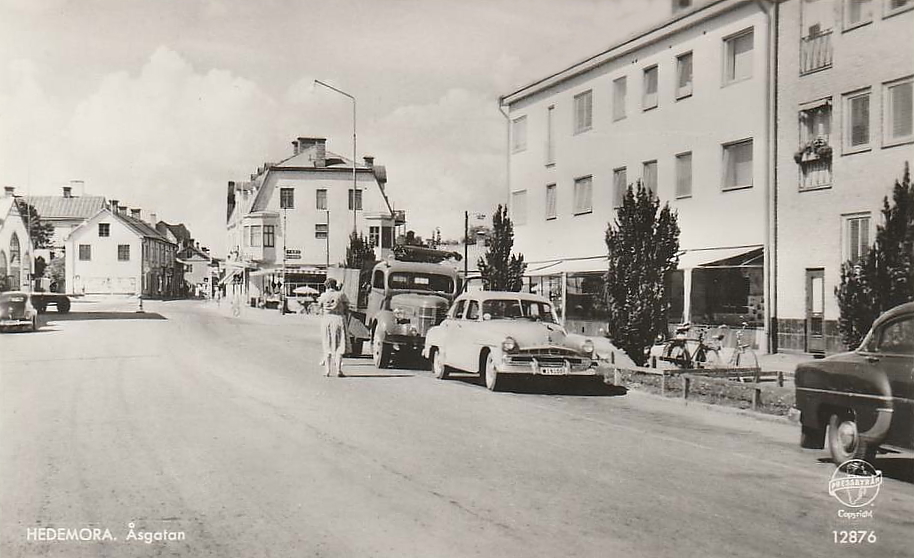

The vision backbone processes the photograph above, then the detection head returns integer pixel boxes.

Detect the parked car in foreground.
[0,291,40,333]
[795,302,914,464]
[423,291,598,391]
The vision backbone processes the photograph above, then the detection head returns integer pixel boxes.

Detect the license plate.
[540,367,567,375]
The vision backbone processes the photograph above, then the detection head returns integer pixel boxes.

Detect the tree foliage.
[15,200,54,249]
[343,232,377,271]
[477,204,526,291]
[604,182,680,366]
[836,163,914,348]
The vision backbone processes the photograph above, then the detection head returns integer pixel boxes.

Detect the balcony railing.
[800,30,833,75]
[800,157,832,191]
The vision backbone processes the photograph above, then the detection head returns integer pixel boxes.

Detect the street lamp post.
[464,211,486,290]
[314,79,357,234]
[281,207,287,314]
[326,209,331,269]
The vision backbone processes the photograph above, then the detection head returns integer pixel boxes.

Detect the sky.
[0,0,666,254]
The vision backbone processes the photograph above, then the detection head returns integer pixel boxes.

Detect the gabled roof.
[273,149,369,171]
[68,207,174,244]
[22,195,106,220]
[177,244,210,260]
[156,221,192,245]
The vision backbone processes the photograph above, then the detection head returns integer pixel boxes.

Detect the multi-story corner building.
[0,187,33,292]
[500,0,775,349]
[775,0,914,354]
[225,136,405,302]
[65,202,179,297]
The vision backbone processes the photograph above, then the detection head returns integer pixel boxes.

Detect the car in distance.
[423,291,598,391]
[795,302,914,464]
[0,291,40,333]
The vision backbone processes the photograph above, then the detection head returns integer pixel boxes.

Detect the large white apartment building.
[501,0,775,349]
[775,0,914,354]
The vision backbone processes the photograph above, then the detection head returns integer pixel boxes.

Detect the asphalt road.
[2,298,912,558]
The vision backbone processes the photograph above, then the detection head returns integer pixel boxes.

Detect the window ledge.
[842,145,872,156]
[883,137,914,150]
[573,210,593,216]
[799,64,833,77]
[722,75,753,88]
[842,19,872,33]
[721,184,753,193]
[675,194,693,200]
[613,115,627,122]
[545,162,556,168]
[884,4,914,20]
[799,183,833,193]
[545,216,557,221]
[675,92,693,101]
[573,126,592,136]
[512,147,528,154]
[642,104,658,112]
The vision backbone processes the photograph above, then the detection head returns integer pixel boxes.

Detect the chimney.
[63,186,72,198]
[195,241,200,250]
[109,199,119,212]
[296,137,326,168]
[292,140,300,156]
[3,186,14,197]
[118,205,127,214]
[70,180,85,197]
[150,213,157,225]
[363,156,374,169]
[131,208,141,218]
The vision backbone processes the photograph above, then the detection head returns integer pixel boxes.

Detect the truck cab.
[368,260,459,368]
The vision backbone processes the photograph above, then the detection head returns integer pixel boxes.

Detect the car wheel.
[827,412,875,464]
[372,331,392,369]
[57,298,71,313]
[432,348,449,380]
[484,352,501,392]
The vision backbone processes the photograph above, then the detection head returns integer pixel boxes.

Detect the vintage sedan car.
[422,291,598,391]
[796,302,914,464]
[0,291,40,333]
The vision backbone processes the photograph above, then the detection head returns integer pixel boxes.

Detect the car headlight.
[582,339,594,355]
[501,336,518,353]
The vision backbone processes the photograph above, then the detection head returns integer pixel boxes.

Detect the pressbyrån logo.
[828,459,883,508]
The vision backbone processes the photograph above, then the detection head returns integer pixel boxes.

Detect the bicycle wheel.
[697,348,721,368]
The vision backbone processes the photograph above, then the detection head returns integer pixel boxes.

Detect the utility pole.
[314,79,357,233]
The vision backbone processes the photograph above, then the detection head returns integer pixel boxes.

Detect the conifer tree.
[477,204,526,291]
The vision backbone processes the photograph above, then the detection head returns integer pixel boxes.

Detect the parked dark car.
[795,302,914,464]
[0,291,40,333]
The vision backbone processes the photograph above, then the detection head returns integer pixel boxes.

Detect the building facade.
[65,203,179,297]
[775,0,914,354]
[501,0,774,348]
[0,187,33,292]
[225,136,405,303]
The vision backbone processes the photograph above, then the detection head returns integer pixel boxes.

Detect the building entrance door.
[805,269,825,354]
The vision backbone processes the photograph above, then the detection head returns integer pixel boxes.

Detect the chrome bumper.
[498,355,598,376]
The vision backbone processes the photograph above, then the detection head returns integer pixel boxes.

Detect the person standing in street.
[317,278,349,377]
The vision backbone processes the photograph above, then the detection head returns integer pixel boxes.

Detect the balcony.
[800,30,832,75]
[799,156,832,191]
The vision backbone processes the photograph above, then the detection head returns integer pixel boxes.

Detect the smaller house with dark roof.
[24,183,106,253]
[65,202,179,297]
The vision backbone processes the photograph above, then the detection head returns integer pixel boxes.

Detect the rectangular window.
[642,161,658,194]
[512,116,528,152]
[845,0,873,27]
[511,190,528,225]
[315,224,328,239]
[799,99,834,190]
[348,189,363,211]
[117,244,130,261]
[573,176,593,215]
[98,223,110,237]
[885,0,913,17]
[844,214,871,262]
[369,226,380,247]
[885,78,913,145]
[263,225,275,248]
[724,29,754,84]
[613,77,627,120]
[676,52,693,99]
[613,167,627,208]
[844,90,871,151]
[723,139,754,190]
[280,188,294,209]
[573,90,593,133]
[79,244,91,261]
[381,226,394,249]
[315,189,327,210]
[545,106,555,165]
[675,152,693,198]
[242,226,250,248]
[643,65,658,110]
[545,184,557,220]
[250,225,262,248]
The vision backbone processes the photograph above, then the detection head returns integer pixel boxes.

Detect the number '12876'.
[833,531,876,544]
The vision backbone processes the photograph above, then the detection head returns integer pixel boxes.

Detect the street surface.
[2,297,912,557]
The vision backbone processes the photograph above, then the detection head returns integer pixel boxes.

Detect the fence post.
[752,385,761,411]
[660,372,666,397]
[614,367,621,386]
[683,375,690,401]
[777,371,784,387]
[651,355,657,369]
[611,352,616,365]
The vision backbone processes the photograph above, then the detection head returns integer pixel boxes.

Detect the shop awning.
[526,256,609,277]
[677,246,763,270]
[218,268,242,285]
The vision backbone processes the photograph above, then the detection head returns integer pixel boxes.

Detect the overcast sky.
[0,0,666,253]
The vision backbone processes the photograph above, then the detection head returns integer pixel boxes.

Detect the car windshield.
[0,294,26,303]
[388,273,454,294]
[481,299,557,323]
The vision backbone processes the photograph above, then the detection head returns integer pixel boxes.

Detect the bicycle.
[658,323,723,369]
[727,322,759,381]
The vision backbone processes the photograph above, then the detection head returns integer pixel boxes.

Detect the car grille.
[508,353,586,366]
[413,306,447,336]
